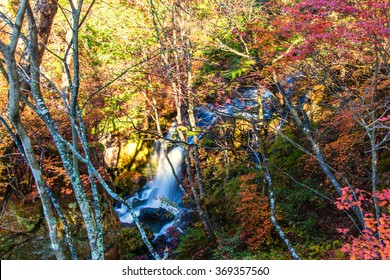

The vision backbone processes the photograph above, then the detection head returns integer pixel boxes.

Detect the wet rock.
[139,207,174,223]
[138,207,176,236]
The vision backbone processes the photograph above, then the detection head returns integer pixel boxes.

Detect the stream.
[114,80,302,240]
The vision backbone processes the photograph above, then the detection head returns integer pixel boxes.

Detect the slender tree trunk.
[184,147,215,242]
[25,3,103,259]
[273,73,366,229]
[369,53,381,233]
[1,1,65,260]
[69,0,104,258]
[45,185,78,259]
[257,130,300,260]
[59,139,162,259]
[76,107,104,257]
[148,0,215,241]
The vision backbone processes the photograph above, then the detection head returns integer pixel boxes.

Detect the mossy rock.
[115,170,147,194]
[0,196,43,234]
[117,141,150,171]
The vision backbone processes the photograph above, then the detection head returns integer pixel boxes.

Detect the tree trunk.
[25,3,103,259]
[273,73,366,229]
[1,1,65,260]
[257,131,300,260]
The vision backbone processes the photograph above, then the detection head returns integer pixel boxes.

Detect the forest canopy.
[0,0,389,260]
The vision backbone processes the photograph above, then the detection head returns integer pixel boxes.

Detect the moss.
[117,226,154,259]
[0,195,57,259]
[0,197,43,234]
[114,170,147,195]
[117,140,150,171]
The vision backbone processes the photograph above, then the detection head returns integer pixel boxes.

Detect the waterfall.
[115,80,303,238]
[114,134,184,237]
[146,146,184,207]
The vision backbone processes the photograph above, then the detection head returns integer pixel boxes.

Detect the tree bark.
[25,2,103,259]
[257,130,301,260]
[1,0,65,260]
[273,72,366,229]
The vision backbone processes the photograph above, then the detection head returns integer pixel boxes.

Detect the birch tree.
[0,0,66,259]
[0,0,160,259]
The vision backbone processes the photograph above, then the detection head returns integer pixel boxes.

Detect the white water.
[115,82,304,238]
[114,139,184,235]
[146,146,184,207]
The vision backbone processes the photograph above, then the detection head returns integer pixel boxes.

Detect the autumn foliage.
[1,0,389,260]
[237,173,272,251]
[278,0,390,61]
[335,188,390,259]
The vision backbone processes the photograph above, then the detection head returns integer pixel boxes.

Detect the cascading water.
[114,89,259,235]
[146,146,184,207]
[115,78,303,239]
[114,129,184,238]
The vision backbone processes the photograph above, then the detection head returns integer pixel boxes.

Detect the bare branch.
[8,0,28,55]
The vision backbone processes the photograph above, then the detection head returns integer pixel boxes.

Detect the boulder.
[138,207,174,224]
[115,170,147,194]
